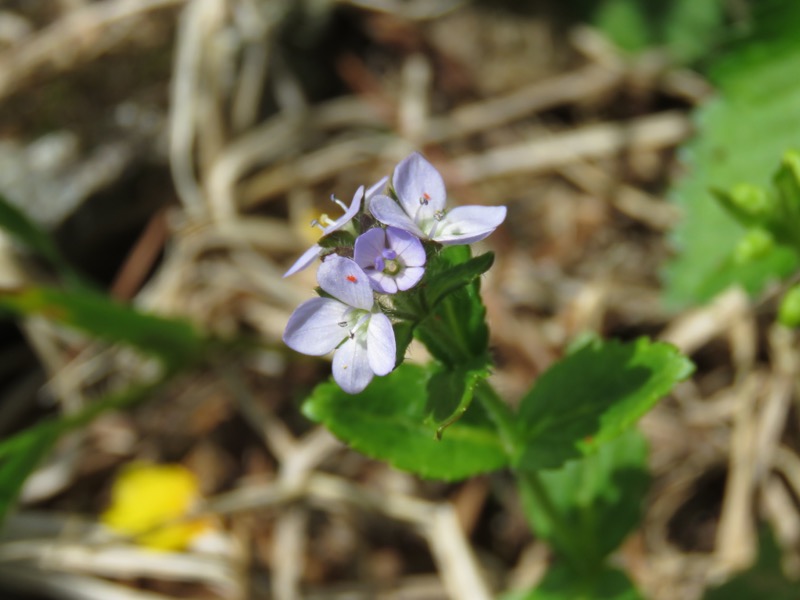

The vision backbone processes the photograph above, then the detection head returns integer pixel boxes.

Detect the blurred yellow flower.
[101,462,210,551]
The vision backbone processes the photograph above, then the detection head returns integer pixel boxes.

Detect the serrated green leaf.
[414,284,490,367]
[664,1,800,307]
[517,338,693,471]
[520,429,649,566]
[424,249,494,309]
[0,194,88,288]
[412,246,491,368]
[0,287,205,370]
[503,564,642,600]
[302,363,508,481]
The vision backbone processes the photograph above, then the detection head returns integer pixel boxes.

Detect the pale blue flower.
[283,177,388,277]
[283,256,395,394]
[369,153,506,245]
[354,226,426,294]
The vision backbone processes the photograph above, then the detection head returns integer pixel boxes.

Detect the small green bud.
[728,183,773,219]
[733,228,774,264]
[778,284,800,328]
[774,150,800,217]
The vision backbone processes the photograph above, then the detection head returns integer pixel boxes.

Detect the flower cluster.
[283,152,506,393]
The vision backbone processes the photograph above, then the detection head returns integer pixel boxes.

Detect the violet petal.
[324,185,364,234]
[332,335,373,394]
[283,297,350,355]
[367,312,396,376]
[370,195,426,238]
[393,266,425,291]
[393,153,447,221]
[283,244,323,278]
[317,256,374,310]
[434,205,507,245]
[365,175,389,199]
[385,226,426,267]
[353,227,387,272]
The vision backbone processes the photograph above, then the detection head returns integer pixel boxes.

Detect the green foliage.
[520,429,649,566]
[778,284,800,327]
[592,0,725,64]
[425,361,490,438]
[0,287,206,370]
[664,1,800,307]
[423,249,494,309]
[412,246,492,368]
[703,530,797,600]
[317,229,354,249]
[0,194,88,288]
[0,425,61,522]
[713,151,800,251]
[516,338,693,471]
[504,564,642,600]
[302,363,508,481]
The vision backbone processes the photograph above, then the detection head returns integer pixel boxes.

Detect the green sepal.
[317,230,355,249]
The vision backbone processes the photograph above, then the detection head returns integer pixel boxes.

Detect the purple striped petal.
[283,244,322,277]
[434,205,507,245]
[368,271,398,294]
[332,336,373,394]
[365,175,389,199]
[394,266,425,291]
[370,195,425,238]
[283,297,350,355]
[367,312,396,376]
[318,256,374,310]
[353,228,387,272]
[393,153,446,222]
[324,186,364,235]
[385,227,425,267]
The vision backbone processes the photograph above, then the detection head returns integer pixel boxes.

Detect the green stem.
[474,380,585,567]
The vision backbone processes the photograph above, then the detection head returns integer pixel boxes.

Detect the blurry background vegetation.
[0,0,799,598]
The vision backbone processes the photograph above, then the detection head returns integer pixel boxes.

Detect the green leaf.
[592,0,725,63]
[425,361,490,439]
[415,284,490,367]
[0,194,88,288]
[411,246,491,368]
[503,564,642,600]
[423,248,494,309]
[516,338,693,471]
[392,320,415,367]
[302,363,508,481]
[664,1,800,307]
[0,425,60,522]
[778,284,800,327]
[703,529,797,600]
[771,150,800,245]
[520,429,650,566]
[0,287,206,370]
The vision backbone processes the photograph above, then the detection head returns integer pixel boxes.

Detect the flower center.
[383,258,401,275]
